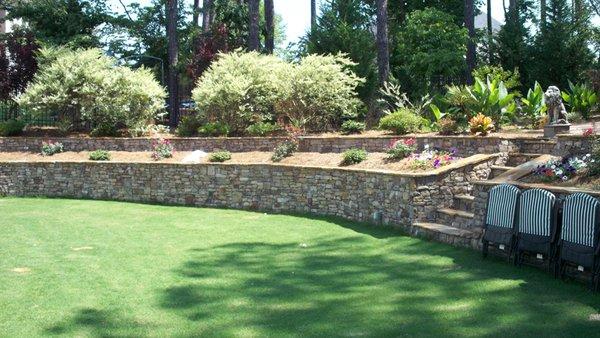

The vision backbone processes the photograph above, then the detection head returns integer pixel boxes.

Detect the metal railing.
[0,101,59,126]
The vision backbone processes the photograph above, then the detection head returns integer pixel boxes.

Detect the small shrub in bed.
[271,140,298,162]
[246,122,279,136]
[41,141,64,156]
[341,148,367,165]
[151,139,173,160]
[198,122,230,137]
[176,115,203,137]
[209,151,232,162]
[0,119,26,136]
[89,150,111,161]
[437,117,459,135]
[468,113,494,136]
[378,108,422,135]
[386,138,417,160]
[340,120,365,135]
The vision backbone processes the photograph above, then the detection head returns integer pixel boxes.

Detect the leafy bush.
[245,122,279,136]
[386,138,417,160]
[341,148,367,165]
[41,141,64,156]
[0,119,26,136]
[562,81,598,120]
[129,124,170,137]
[378,108,422,135]
[151,139,173,160]
[192,51,288,134]
[176,115,204,137]
[209,150,232,162]
[469,113,494,136]
[271,140,298,162]
[468,76,516,125]
[340,120,365,135]
[198,122,230,137]
[437,117,459,135]
[518,82,547,128]
[277,54,364,131]
[443,85,476,125]
[89,150,111,161]
[18,48,167,135]
[472,65,521,92]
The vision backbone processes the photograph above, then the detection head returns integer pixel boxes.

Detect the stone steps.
[452,194,475,213]
[506,153,545,167]
[490,165,515,179]
[411,222,481,249]
[436,207,477,231]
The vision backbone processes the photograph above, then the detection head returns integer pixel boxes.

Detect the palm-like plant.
[519,81,547,128]
[467,76,517,125]
[562,81,598,120]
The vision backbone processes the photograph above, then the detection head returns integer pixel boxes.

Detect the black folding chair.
[482,184,521,260]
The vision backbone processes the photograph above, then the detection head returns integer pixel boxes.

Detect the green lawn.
[1,198,600,337]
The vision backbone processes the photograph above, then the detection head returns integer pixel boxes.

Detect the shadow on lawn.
[159,232,600,336]
[45,307,150,337]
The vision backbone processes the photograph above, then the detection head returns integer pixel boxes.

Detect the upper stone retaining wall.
[0,135,590,156]
[0,154,497,245]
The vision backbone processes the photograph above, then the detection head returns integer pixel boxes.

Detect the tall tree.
[376,0,390,86]
[202,0,212,32]
[248,0,260,51]
[193,0,200,27]
[264,0,274,53]
[487,0,493,61]
[166,0,179,127]
[464,0,476,84]
[311,0,317,32]
[541,0,547,26]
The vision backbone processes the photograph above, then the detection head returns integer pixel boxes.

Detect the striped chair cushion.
[561,193,599,247]
[518,189,556,236]
[486,184,520,228]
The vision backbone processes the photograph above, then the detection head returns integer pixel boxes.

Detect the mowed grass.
[1,198,600,337]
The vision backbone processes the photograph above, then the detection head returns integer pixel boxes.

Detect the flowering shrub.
[151,139,173,160]
[409,145,458,170]
[41,141,64,156]
[533,155,592,182]
[386,138,417,160]
[584,128,595,137]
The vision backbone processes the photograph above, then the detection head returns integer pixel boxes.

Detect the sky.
[108,0,508,46]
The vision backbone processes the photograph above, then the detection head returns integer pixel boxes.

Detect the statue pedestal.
[544,124,571,138]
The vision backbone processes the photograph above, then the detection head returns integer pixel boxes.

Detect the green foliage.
[176,116,204,137]
[271,140,298,162]
[469,113,494,136]
[198,122,230,137]
[18,48,167,135]
[245,122,279,137]
[378,108,422,135]
[340,120,366,135]
[192,51,288,134]
[561,81,598,120]
[394,8,467,96]
[472,65,521,92]
[341,148,367,165]
[468,77,517,125]
[443,85,476,125]
[437,118,460,135]
[386,139,417,160]
[589,137,600,176]
[41,141,64,156]
[518,82,547,128]
[209,151,232,163]
[89,150,111,161]
[0,120,26,136]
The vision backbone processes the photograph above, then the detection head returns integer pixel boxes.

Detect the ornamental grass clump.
[89,150,111,161]
[341,148,367,165]
[533,155,592,182]
[151,139,173,160]
[340,120,366,135]
[41,141,64,156]
[209,151,232,162]
[386,138,417,160]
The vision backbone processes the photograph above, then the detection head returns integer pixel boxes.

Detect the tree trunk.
[248,0,260,51]
[202,0,212,33]
[264,0,274,54]
[487,0,492,62]
[376,0,390,86]
[540,0,546,26]
[465,0,476,84]
[311,0,317,32]
[193,0,200,27]
[166,0,180,128]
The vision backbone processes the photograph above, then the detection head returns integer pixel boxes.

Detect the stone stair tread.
[413,222,479,239]
[437,207,474,219]
[491,165,515,171]
[454,194,475,201]
[494,154,557,182]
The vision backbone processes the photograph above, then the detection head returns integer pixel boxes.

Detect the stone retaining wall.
[0,155,496,242]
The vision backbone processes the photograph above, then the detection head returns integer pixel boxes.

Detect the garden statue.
[543,86,570,137]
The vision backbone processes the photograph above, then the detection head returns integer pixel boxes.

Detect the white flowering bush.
[18,48,167,135]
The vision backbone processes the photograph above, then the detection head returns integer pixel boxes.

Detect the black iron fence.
[0,101,59,126]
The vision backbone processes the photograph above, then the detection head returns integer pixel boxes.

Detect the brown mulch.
[0,151,434,172]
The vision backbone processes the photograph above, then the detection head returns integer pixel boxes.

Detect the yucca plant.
[562,81,598,120]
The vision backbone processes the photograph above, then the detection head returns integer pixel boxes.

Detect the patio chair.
[556,193,600,289]
[514,189,559,271]
[482,184,521,259]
